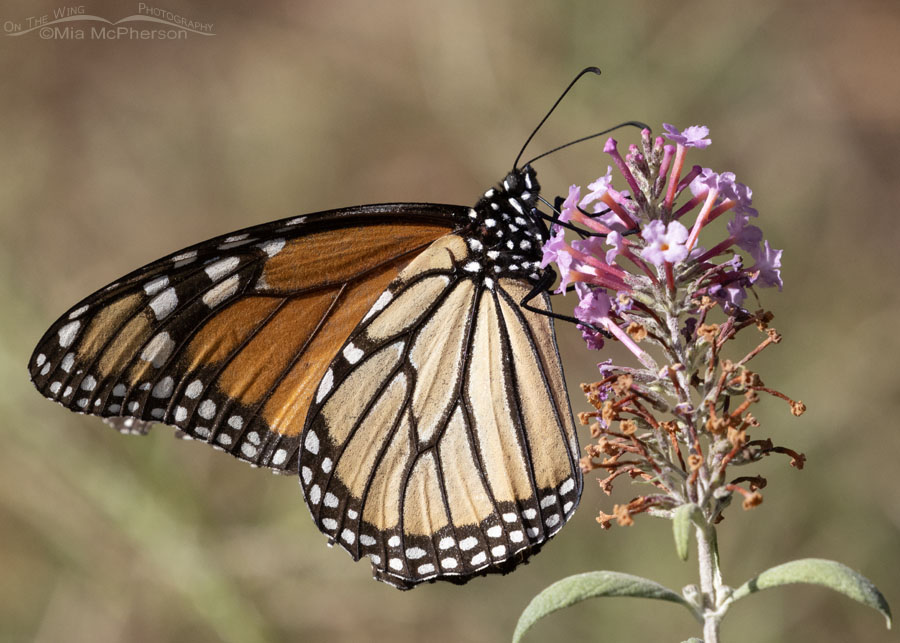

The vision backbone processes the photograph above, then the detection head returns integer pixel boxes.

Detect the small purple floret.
[559,184,581,223]
[574,283,612,326]
[663,123,711,149]
[579,167,613,210]
[554,249,576,294]
[710,281,748,310]
[640,220,690,266]
[540,225,566,269]
[571,236,607,258]
[690,168,716,196]
[750,241,783,290]
[729,181,758,217]
[579,326,606,351]
[727,214,763,252]
[605,230,627,265]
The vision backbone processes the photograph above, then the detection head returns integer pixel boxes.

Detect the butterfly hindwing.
[28,204,467,472]
[299,231,581,588]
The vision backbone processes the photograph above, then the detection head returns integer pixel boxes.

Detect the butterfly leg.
[533,199,605,238]
[518,269,611,338]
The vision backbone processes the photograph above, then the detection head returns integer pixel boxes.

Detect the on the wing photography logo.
[4,4,215,40]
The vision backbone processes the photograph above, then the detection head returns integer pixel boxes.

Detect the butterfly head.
[502,165,540,207]
[473,165,541,219]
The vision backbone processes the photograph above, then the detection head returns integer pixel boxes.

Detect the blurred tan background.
[2,1,898,641]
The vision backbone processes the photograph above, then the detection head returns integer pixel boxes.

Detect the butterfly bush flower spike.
[526,123,895,643]
[540,123,797,526]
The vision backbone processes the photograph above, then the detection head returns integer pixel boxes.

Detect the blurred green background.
[2,1,898,641]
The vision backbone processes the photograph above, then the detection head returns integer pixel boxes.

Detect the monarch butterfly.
[28,68,633,589]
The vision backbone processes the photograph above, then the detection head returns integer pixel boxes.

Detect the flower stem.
[696,524,724,642]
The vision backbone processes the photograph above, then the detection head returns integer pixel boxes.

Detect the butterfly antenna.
[523,120,650,167]
[512,66,603,170]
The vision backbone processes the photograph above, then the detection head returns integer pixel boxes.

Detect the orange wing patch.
[103,312,154,380]
[261,223,452,291]
[215,295,334,408]
[77,293,144,371]
[261,256,408,437]
[185,297,283,368]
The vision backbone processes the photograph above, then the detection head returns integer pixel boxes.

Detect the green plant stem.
[696,524,724,642]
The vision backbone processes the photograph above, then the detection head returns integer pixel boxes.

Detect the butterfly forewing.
[29,204,466,472]
[299,173,582,589]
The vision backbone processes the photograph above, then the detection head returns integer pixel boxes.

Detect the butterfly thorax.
[463,165,545,284]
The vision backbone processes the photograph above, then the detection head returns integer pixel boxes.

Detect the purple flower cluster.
[536,124,817,635]
[541,124,783,362]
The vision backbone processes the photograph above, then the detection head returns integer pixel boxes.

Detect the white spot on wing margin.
[362,290,392,322]
[204,257,240,281]
[315,369,333,404]
[259,238,285,257]
[202,275,240,308]
[149,288,178,320]
[342,343,364,364]
[58,321,80,348]
[304,430,319,454]
[140,332,174,368]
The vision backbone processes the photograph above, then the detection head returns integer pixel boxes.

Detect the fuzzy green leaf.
[731,558,891,628]
[513,571,699,642]
[673,503,702,561]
